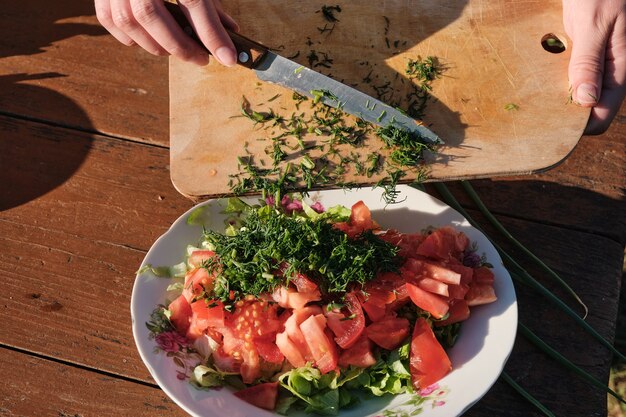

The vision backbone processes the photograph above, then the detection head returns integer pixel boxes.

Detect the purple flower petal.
[310,201,325,213]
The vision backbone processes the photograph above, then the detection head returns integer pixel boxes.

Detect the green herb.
[145,306,173,334]
[405,56,442,85]
[294,66,305,75]
[201,205,399,302]
[317,5,342,22]
[504,103,520,111]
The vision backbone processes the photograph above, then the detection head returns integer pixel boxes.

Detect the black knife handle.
[163,1,268,69]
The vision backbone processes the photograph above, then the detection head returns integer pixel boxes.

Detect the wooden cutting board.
[170,0,589,199]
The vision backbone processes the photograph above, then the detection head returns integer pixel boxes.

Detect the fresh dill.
[202,207,399,302]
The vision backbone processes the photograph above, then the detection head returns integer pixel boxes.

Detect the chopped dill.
[202,206,399,302]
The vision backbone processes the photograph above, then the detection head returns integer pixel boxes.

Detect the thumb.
[568,28,607,107]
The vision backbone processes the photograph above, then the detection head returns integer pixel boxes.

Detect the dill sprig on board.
[202,207,400,302]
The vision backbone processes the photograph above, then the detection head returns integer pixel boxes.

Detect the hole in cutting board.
[541,33,566,53]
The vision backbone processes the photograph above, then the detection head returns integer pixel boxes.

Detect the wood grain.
[0,0,169,146]
[0,347,187,417]
[0,115,192,382]
[170,0,590,198]
[443,101,626,244]
[0,117,621,416]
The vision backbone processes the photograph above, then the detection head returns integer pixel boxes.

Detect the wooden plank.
[443,102,626,244]
[461,210,621,417]
[0,0,168,145]
[170,0,590,198]
[0,115,191,381]
[0,347,187,417]
[0,118,619,415]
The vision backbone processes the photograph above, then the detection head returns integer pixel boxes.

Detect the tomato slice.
[223,299,283,383]
[421,262,461,285]
[349,201,375,230]
[234,381,279,411]
[416,227,467,261]
[366,315,410,350]
[406,282,449,319]
[275,331,306,368]
[168,295,192,335]
[272,286,321,310]
[299,314,338,374]
[254,339,284,364]
[187,250,217,268]
[289,272,319,293]
[434,299,470,327]
[325,293,365,349]
[338,334,377,368]
[465,283,497,306]
[410,318,452,390]
[187,299,225,340]
[182,267,215,303]
[473,266,495,284]
[417,277,449,297]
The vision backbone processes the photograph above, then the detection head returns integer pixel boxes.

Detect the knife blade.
[164,1,441,144]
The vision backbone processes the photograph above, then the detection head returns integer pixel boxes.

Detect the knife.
[164,1,441,144]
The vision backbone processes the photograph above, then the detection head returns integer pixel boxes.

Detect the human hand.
[95,0,239,67]
[563,0,626,134]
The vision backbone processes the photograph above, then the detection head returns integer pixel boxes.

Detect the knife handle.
[163,1,268,69]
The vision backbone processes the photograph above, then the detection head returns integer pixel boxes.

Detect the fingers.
[110,0,169,56]
[584,14,626,134]
[95,0,135,45]
[178,0,237,66]
[568,22,607,107]
[95,0,240,67]
[130,0,210,66]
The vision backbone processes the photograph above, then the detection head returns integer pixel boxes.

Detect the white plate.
[131,185,517,417]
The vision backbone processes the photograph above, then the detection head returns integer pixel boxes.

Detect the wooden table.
[1,1,624,416]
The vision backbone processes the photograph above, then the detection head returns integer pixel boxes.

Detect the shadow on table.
[0,0,107,211]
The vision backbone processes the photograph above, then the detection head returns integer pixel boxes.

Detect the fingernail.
[576,83,598,105]
[215,46,237,67]
[196,52,210,66]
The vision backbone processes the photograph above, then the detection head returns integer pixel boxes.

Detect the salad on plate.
[138,192,498,416]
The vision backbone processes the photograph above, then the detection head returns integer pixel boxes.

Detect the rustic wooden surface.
[170,0,590,198]
[0,1,624,417]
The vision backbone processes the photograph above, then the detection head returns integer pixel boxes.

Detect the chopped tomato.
[465,283,497,306]
[406,282,449,319]
[416,227,467,261]
[410,318,452,390]
[434,299,470,327]
[338,335,377,368]
[276,331,306,368]
[212,347,241,373]
[182,267,214,303]
[417,277,449,297]
[272,286,321,310]
[378,229,424,259]
[187,250,217,268]
[421,262,461,285]
[299,314,339,374]
[168,295,192,336]
[349,200,376,231]
[254,339,284,364]
[223,299,282,383]
[366,315,410,350]
[358,293,387,322]
[234,381,279,411]
[446,262,474,285]
[447,283,470,300]
[325,293,365,349]
[333,201,379,237]
[186,299,224,340]
[473,266,495,284]
[289,272,318,293]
